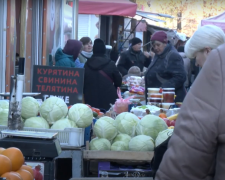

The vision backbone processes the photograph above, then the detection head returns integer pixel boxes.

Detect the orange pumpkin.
[0,154,12,176]
[159,109,167,118]
[1,172,22,180]
[2,147,24,171]
[0,147,5,154]
[20,165,34,177]
[16,169,33,180]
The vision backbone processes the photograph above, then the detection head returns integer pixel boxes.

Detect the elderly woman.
[145,31,186,102]
[79,37,93,64]
[155,25,225,180]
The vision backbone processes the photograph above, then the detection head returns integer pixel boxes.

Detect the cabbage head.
[115,112,139,137]
[112,134,131,144]
[0,100,9,109]
[68,103,93,128]
[93,116,117,140]
[136,115,167,140]
[51,118,77,130]
[0,108,9,126]
[129,135,154,151]
[111,141,129,151]
[155,129,173,147]
[90,138,111,150]
[24,117,49,129]
[21,97,39,119]
[40,97,68,124]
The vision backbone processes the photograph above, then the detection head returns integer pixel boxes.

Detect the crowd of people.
[53,24,225,179]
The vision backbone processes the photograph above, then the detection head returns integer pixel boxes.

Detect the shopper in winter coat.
[79,37,93,63]
[83,39,122,111]
[155,25,225,180]
[55,39,83,68]
[117,37,151,76]
[145,31,186,102]
[177,46,191,89]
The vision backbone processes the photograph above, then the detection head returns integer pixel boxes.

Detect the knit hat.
[63,39,83,60]
[93,39,106,55]
[128,66,141,76]
[151,31,168,43]
[131,37,142,46]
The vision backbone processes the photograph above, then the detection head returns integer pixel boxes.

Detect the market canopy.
[69,0,137,17]
[201,11,225,32]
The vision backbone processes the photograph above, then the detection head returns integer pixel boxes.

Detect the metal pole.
[72,0,79,39]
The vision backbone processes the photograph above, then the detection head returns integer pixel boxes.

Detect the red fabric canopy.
[69,0,137,17]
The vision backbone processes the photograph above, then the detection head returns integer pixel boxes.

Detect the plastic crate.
[0,125,85,148]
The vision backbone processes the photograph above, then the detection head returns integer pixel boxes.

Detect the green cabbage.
[24,117,49,129]
[93,116,117,140]
[0,100,9,109]
[136,115,168,140]
[115,112,139,137]
[155,129,173,147]
[51,118,77,130]
[111,141,129,151]
[129,135,154,151]
[40,97,68,124]
[112,134,131,144]
[90,138,111,150]
[21,97,40,119]
[0,108,9,126]
[68,103,93,128]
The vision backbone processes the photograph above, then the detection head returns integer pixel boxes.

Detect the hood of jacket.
[55,48,74,62]
[86,54,111,70]
[179,52,187,58]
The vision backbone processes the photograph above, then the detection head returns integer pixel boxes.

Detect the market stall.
[0,61,180,180]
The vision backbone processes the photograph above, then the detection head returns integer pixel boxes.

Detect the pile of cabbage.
[90,112,173,151]
[0,97,93,130]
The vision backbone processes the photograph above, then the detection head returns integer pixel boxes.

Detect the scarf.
[81,51,93,58]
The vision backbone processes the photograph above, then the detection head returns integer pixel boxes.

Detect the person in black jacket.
[83,39,122,111]
[117,37,151,76]
[145,31,186,102]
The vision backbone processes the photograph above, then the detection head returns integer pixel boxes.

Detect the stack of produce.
[0,147,34,180]
[89,112,174,151]
[0,97,96,130]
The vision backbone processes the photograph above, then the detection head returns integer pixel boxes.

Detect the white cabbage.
[21,97,40,119]
[114,112,139,137]
[0,100,9,109]
[0,108,9,126]
[68,103,93,128]
[112,134,131,144]
[136,115,168,140]
[93,116,117,140]
[129,135,155,151]
[90,138,111,150]
[40,97,68,124]
[24,117,49,129]
[51,118,77,130]
[155,129,173,147]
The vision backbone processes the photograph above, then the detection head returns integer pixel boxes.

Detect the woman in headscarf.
[155,25,225,180]
[55,39,82,68]
[83,39,122,111]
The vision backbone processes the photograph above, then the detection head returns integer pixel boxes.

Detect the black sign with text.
[32,65,84,105]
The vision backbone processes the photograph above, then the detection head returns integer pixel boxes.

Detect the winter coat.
[179,52,191,88]
[55,48,75,68]
[155,43,225,180]
[117,48,151,76]
[83,54,122,111]
[145,42,186,102]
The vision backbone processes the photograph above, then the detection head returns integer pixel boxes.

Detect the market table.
[70,178,153,180]
[82,150,154,177]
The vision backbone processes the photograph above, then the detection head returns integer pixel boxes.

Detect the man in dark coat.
[117,37,151,76]
[83,39,122,111]
[145,31,186,102]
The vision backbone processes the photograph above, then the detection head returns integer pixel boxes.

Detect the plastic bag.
[114,87,134,114]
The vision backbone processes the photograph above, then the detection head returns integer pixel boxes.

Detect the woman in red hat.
[145,31,186,102]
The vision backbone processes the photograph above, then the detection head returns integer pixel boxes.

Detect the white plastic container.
[0,126,85,148]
